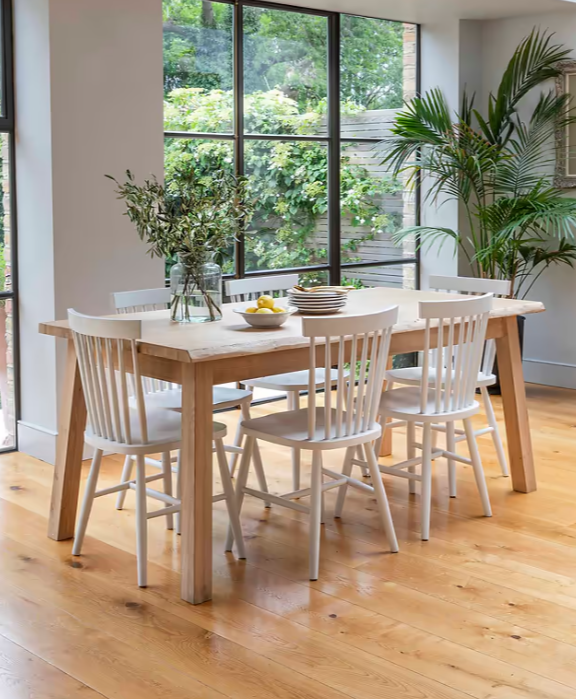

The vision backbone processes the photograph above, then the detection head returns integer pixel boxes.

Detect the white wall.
[481,11,576,388]
[15,0,165,462]
[418,20,463,286]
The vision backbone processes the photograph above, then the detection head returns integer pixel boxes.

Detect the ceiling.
[271,0,576,23]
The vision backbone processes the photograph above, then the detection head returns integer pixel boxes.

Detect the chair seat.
[241,408,381,451]
[378,386,480,422]
[85,405,182,455]
[130,386,253,413]
[86,409,227,455]
[386,366,496,388]
[213,386,253,410]
[244,368,344,392]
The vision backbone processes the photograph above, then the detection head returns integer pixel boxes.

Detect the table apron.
[136,316,508,385]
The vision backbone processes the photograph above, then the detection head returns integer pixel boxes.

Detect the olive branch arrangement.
[108,168,254,320]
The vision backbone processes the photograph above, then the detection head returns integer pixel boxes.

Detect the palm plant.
[382,29,576,298]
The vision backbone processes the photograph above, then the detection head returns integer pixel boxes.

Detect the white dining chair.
[112,286,270,512]
[384,275,510,486]
[226,274,348,491]
[226,307,400,581]
[68,309,246,587]
[346,294,494,541]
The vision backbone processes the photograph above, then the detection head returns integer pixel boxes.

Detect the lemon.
[245,307,258,313]
[257,295,275,309]
[255,307,274,314]
[272,307,286,313]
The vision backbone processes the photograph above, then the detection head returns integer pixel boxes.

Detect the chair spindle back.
[429,275,511,375]
[419,294,492,414]
[112,287,174,394]
[302,307,398,441]
[69,309,148,446]
[225,274,299,303]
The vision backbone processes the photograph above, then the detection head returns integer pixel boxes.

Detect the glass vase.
[170,259,222,323]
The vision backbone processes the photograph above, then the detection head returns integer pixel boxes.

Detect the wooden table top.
[39,287,545,364]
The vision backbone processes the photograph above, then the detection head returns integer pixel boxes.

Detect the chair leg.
[241,402,270,508]
[431,425,439,455]
[229,407,245,477]
[135,455,148,587]
[334,446,354,518]
[357,443,369,478]
[161,451,174,530]
[446,422,457,498]
[364,442,398,552]
[115,455,133,510]
[288,391,301,491]
[175,450,182,535]
[463,418,492,517]
[225,435,255,551]
[407,421,417,495]
[309,451,323,581]
[480,385,509,477]
[215,437,246,559]
[72,449,103,556]
[421,423,433,541]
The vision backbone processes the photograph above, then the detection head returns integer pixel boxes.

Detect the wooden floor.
[1,384,576,698]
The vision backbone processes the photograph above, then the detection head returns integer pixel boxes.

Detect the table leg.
[48,339,87,540]
[379,355,393,457]
[180,361,214,604]
[495,315,537,493]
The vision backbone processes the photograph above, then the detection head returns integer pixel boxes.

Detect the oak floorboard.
[0,500,567,699]
[0,512,468,699]
[0,633,104,699]
[0,384,575,698]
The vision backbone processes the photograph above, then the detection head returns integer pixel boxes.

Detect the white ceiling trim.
[270,0,576,23]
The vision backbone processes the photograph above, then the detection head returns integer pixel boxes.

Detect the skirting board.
[17,421,93,465]
[523,358,576,390]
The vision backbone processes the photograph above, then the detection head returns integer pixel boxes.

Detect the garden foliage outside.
[163,0,411,283]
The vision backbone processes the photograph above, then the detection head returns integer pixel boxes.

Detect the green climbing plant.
[165,88,402,278]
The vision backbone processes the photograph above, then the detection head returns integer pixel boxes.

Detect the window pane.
[0,134,11,293]
[164,136,236,275]
[340,143,415,265]
[0,294,15,449]
[243,6,327,136]
[244,140,328,272]
[340,17,416,117]
[163,0,234,132]
[0,131,13,449]
[341,263,416,290]
[0,5,3,119]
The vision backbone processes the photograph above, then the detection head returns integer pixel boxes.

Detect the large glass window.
[163,0,418,289]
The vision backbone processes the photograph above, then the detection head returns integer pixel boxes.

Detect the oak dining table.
[39,287,544,604]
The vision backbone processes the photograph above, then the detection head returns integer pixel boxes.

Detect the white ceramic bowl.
[233,307,296,328]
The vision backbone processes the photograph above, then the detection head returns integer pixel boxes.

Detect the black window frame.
[0,0,18,453]
[164,0,420,288]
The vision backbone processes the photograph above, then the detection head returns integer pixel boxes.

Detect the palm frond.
[479,186,576,241]
[460,89,476,128]
[392,225,460,253]
[482,29,571,146]
[380,88,453,176]
[496,91,574,195]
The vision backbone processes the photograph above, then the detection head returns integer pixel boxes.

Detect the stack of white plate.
[287,289,348,315]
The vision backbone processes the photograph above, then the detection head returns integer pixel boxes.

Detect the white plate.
[290,301,347,308]
[291,298,346,302]
[288,292,347,300]
[290,297,347,303]
[295,307,344,315]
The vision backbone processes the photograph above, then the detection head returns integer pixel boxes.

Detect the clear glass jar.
[169,258,222,323]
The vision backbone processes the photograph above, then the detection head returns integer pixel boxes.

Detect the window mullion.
[234,1,245,279]
[327,12,341,286]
